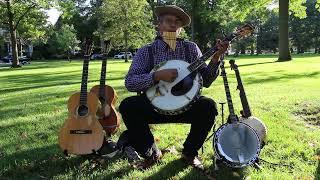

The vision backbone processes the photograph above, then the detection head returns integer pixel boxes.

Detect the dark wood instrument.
[90,40,120,135]
[220,58,239,123]
[58,39,104,155]
[229,59,267,146]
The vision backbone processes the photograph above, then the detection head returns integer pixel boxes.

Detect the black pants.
[119,95,218,157]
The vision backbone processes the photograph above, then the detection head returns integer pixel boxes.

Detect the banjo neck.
[187,34,238,73]
[220,59,238,123]
[187,24,255,73]
[229,60,252,118]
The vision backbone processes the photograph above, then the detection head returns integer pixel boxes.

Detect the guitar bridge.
[70,130,92,134]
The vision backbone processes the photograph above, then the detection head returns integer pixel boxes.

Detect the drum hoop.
[213,122,261,168]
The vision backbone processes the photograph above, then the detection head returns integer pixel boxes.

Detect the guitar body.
[90,85,120,134]
[58,92,104,155]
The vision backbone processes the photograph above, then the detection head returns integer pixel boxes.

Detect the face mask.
[162,31,178,51]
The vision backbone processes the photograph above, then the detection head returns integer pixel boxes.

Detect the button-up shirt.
[125,38,220,92]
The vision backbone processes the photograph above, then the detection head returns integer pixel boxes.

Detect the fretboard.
[220,61,236,119]
[99,59,107,99]
[231,61,252,117]
[187,34,237,73]
[79,55,90,105]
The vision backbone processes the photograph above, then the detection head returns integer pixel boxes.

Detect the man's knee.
[119,96,139,115]
[197,97,218,117]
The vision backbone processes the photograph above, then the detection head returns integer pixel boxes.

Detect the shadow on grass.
[148,158,188,179]
[0,143,135,179]
[315,149,320,179]
[246,71,320,85]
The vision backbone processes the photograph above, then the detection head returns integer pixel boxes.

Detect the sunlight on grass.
[0,55,319,179]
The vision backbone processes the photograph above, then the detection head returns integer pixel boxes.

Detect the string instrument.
[90,40,120,135]
[58,39,104,155]
[146,24,255,115]
[229,59,267,146]
[213,58,260,168]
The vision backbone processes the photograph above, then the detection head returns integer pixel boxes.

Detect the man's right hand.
[153,69,178,83]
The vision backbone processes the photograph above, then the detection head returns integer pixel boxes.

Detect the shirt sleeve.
[189,43,220,88]
[124,46,155,92]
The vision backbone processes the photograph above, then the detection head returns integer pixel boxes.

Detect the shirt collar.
[155,36,184,51]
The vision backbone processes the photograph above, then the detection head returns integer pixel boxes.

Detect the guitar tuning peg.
[221,30,227,39]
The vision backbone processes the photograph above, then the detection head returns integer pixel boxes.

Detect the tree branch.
[14,2,37,30]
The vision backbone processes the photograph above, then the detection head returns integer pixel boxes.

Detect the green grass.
[0,55,319,179]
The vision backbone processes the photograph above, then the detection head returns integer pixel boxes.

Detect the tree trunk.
[250,43,254,55]
[256,20,262,55]
[6,0,20,67]
[278,0,292,61]
[124,6,129,63]
[191,0,196,42]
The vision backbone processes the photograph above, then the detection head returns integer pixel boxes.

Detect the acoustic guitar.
[90,40,120,135]
[58,39,104,155]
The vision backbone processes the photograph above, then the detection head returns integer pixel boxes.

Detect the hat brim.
[155,6,191,27]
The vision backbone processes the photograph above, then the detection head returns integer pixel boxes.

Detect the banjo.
[229,59,267,147]
[146,24,255,115]
[213,58,260,168]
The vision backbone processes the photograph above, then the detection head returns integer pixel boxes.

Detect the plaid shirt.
[125,38,220,92]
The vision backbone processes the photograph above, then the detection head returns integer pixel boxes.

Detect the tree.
[0,0,53,68]
[99,0,155,62]
[278,0,292,61]
[52,24,80,61]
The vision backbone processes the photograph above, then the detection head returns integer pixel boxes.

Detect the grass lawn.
[0,55,319,179]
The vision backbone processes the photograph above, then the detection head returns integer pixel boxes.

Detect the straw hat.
[155,5,191,27]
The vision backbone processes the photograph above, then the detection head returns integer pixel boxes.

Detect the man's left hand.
[212,39,230,62]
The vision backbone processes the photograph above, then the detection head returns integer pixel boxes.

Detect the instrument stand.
[252,158,263,170]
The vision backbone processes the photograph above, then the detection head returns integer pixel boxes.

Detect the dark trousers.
[119,95,218,157]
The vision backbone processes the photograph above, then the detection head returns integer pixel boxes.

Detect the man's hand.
[154,69,178,83]
[212,39,230,63]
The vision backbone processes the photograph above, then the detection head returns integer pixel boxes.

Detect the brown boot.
[136,148,162,170]
[182,154,204,170]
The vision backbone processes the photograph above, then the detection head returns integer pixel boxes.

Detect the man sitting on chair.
[119,5,229,170]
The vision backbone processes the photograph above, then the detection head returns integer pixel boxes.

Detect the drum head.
[214,123,260,167]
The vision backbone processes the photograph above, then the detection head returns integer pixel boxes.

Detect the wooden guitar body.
[58,92,104,155]
[90,85,120,135]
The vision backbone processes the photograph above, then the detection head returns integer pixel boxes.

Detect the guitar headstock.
[229,59,238,70]
[102,40,111,53]
[234,24,255,39]
[84,38,94,57]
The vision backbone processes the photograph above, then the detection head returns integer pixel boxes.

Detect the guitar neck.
[99,59,107,98]
[220,61,237,121]
[232,62,252,117]
[79,55,90,105]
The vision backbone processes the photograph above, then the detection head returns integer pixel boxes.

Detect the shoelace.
[124,146,141,162]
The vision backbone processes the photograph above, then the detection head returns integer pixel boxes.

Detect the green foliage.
[51,24,80,57]
[0,0,53,40]
[99,0,155,50]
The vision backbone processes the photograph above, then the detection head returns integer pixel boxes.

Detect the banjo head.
[239,116,267,145]
[146,60,202,115]
[214,122,261,168]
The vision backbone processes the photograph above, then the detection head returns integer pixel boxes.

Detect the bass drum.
[213,122,261,168]
[239,116,267,147]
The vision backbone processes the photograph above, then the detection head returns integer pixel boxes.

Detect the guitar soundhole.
[99,96,106,104]
[171,73,195,96]
[78,105,89,117]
